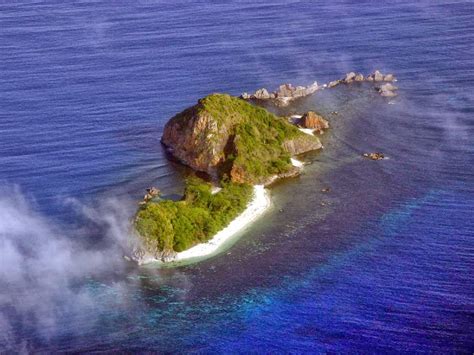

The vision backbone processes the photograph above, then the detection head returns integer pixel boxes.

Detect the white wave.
[291,158,304,168]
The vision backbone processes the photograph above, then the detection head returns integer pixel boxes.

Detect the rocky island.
[132,71,397,264]
[132,93,322,263]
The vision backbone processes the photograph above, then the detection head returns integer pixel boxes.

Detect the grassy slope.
[199,94,303,182]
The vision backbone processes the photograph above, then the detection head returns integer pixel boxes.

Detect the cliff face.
[162,105,231,173]
[162,94,321,184]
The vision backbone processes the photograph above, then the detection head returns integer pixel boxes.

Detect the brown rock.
[298,111,329,133]
[363,152,385,160]
[383,74,396,82]
[354,73,365,81]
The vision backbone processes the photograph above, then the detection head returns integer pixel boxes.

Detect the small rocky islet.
[132,70,394,263]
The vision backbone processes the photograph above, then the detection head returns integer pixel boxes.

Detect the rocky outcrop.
[242,70,398,106]
[363,152,385,160]
[328,80,341,88]
[327,70,397,88]
[131,243,177,265]
[377,83,398,97]
[162,94,322,185]
[162,104,230,174]
[241,81,320,107]
[139,187,161,205]
[298,111,329,134]
[283,134,322,155]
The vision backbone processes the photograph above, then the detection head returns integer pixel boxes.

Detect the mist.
[0,185,138,350]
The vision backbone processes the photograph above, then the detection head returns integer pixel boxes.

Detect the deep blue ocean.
[1,1,473,352]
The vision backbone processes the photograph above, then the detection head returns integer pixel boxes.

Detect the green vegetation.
[134,177,253,253]
[198,94,304,182]
[139,94,321,255]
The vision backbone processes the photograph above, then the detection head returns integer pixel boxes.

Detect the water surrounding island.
[1,1,473,352]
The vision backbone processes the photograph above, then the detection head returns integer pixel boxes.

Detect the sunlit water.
[1,1,473,352]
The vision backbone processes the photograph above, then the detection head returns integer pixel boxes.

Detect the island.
[131,93,322,263]
[131,70,396,264]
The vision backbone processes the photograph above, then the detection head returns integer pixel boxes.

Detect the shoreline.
[138,185,272,265]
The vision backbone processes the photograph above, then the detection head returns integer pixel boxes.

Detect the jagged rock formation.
[298,111,329,134]
[377,82,398,97]
[243,70,398,106]
[330,70,397,86]
[241,81,320,107]
[162,93,322,185]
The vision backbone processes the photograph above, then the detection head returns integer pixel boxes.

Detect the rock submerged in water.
[298,111,329,134]
[363,152,385,160]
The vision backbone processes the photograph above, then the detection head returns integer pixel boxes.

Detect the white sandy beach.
[170,185,271,262]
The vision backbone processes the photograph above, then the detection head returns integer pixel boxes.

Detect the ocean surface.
[1,1,473,352]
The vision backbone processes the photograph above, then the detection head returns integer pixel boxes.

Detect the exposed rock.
[242,70,400,104]
[377,82,398,97]
[162,93,322,185]
[321,187,331,193]
[276,84,294,97]
[342,72,365,84]
[242,81,320,107]
[374,70,384,81]
[363,152,385,160]
[298,111,329,134]
[162,103,226,173]
[379,83,398,91]
[344,72,356,83]
[147,187,160,196]
[131,244,178,264]
[283,134,322,155]
[383,73,396,82]
[354,73,365,81]
[328,80,341,88]
[254,88,270,100]
[142,187,160,203]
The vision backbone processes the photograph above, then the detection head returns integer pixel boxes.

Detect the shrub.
[134,177,253,253]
